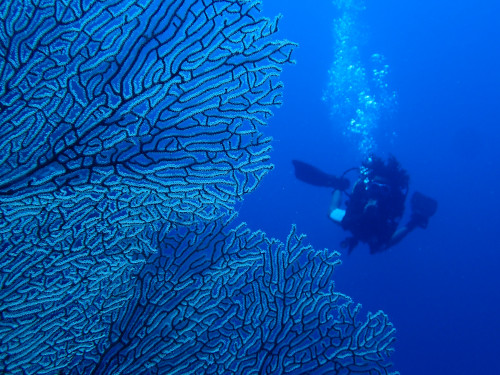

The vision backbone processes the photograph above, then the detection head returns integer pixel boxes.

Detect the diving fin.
[292,160,350,191]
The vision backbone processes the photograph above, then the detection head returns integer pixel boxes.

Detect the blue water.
[239,0,500,374]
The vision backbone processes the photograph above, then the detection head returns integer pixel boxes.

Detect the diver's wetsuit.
[341,171,408,253]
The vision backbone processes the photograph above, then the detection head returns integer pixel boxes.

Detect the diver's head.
[361,154,409,193]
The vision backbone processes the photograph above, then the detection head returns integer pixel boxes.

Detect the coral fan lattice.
[0,1,398,374]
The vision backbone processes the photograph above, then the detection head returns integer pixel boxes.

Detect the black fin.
[292,160,350,190]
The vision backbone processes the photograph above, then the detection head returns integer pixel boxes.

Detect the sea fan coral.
[0,1,398,374]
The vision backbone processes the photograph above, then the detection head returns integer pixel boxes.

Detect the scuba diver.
[292,155,437,254]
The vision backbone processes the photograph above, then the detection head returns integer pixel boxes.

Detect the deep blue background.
[238,0,500,374]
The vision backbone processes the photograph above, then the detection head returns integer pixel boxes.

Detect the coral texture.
[0,1,398,374]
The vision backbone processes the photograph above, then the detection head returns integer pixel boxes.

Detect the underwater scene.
[0,0,498,374]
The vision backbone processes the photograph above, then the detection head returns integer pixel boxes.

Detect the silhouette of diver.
[292,155,437,254]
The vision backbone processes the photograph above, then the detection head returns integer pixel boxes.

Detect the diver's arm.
[385,215,425,250]
[385,225,412,249]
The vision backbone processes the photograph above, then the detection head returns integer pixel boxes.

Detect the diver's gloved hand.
[407,212,429,230]
[409,191,437,230]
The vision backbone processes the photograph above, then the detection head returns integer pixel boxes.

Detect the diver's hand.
[407,212,429,230]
